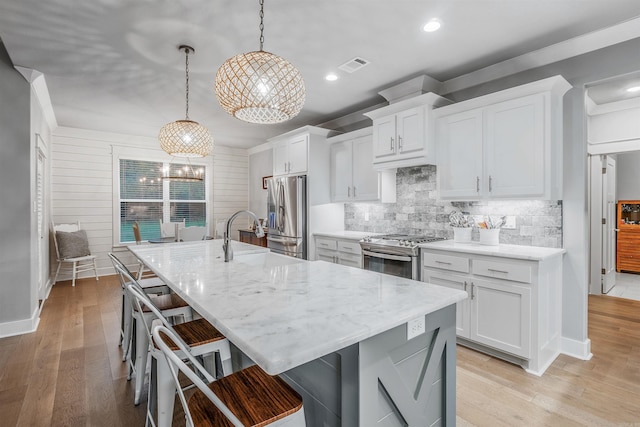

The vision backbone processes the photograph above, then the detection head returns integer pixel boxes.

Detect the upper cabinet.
[435,75,571,201]
[273,133,309,176]
[364,92,452,170]
[268,126,337,205]
[328,128,396,203]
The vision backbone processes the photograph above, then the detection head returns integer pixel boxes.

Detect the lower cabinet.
[422,247,561,375]
[315,236,362,268]
[238,229,268,247]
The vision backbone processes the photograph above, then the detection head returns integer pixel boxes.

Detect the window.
[118,159,207,243]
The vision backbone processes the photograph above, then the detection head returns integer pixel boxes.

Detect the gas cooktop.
[360,234,446,256]
[361,234,445,245]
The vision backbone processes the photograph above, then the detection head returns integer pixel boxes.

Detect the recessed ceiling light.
[423,19,441,33]
[627,86,640,93]
[325,73,338,81]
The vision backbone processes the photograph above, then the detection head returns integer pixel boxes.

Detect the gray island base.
[239,305,456,426]
[128,240,464,427]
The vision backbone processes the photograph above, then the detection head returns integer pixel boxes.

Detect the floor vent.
[338,57,370,73]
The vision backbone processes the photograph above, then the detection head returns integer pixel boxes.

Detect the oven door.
[362,249,418,280]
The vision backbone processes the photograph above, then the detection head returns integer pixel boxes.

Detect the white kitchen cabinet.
[421,243,563,375]
[435,75,571,201]
[364,92,452,170]
[328,128,396,203]
[436,109,483,199]
[422,269,470,337]
[314,235,363,268]
[273,133,308,176]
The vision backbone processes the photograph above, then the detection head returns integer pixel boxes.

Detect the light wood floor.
[1,275,639,426]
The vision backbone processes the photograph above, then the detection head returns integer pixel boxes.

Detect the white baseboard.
[561,336,592,360]
[0,307,40,338]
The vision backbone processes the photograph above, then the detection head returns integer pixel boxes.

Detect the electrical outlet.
[407,316,425,340]
[503,215,516,229]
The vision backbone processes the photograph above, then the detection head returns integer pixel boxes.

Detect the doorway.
[587,70,640,299]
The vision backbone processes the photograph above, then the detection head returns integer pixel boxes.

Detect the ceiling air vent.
[338,57,370,73]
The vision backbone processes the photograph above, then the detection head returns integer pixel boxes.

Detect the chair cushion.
[57,230,91,258]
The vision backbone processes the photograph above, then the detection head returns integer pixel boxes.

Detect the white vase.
[453,227,472,243]
[479,228,500,245]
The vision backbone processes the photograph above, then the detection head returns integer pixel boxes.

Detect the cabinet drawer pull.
[488,268,509,274]
[319,243,329,247]
[435,260,452,265]
[343,245,353,250]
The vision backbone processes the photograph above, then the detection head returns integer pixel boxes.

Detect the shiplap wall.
[51,127,248,280]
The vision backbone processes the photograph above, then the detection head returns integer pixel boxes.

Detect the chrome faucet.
[223,210,265,262]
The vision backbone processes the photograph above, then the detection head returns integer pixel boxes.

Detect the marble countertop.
[419,240,565,261]
[129,239,466,375]
[313,230,380,240]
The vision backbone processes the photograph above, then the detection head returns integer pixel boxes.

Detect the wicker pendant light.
[159,45,213,157]
[214,0,305,124]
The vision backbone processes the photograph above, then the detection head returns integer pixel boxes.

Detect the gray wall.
[0,41,32,325]
[346,165,562,248]
[617,151,640,200]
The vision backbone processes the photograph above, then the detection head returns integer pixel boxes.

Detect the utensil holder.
[453,227,472,243]
[479,228,500,245]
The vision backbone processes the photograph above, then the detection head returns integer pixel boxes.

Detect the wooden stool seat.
[189,364,304,427]
[167,318,226,349]
[137,293,190,313]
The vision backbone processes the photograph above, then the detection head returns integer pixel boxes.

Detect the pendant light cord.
[184,46,190,120]
[259,0,265,51]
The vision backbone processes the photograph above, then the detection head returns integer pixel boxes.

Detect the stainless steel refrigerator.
[266,175,307,259]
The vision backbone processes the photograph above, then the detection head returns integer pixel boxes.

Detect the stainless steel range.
[360,234,445,280]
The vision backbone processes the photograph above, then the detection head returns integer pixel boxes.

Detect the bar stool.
[152,324,306,427]
[110,256,193,406]
[124,281,232,427]
[108,253,170,361]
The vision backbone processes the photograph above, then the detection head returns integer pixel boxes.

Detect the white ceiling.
[1,0,639,148]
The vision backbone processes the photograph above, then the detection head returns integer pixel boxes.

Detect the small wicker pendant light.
[214,0,305,124]
[159,45,213,157]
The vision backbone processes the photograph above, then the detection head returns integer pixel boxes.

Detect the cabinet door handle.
[398,135,403,151]
[470,283,475,300]
[487,268,509,274]
[390,137,394,151]
[489,175,493,192]
[463,281,468,293]
[348,187,351,197]
[476,176,480,193]
[353,186,357,197]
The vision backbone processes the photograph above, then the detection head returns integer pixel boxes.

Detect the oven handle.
[362,249,412,262]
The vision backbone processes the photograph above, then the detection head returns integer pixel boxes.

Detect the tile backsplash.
[345,165,562,248]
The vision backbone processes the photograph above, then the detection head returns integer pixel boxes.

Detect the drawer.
[338,252,362,268]
[316,249,337,263]
[316,238,337,251]
[472,259,532,284]
[338,240,361,255]
[422,252,470,273]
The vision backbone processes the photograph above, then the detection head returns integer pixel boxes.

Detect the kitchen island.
[129,239,466,426]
